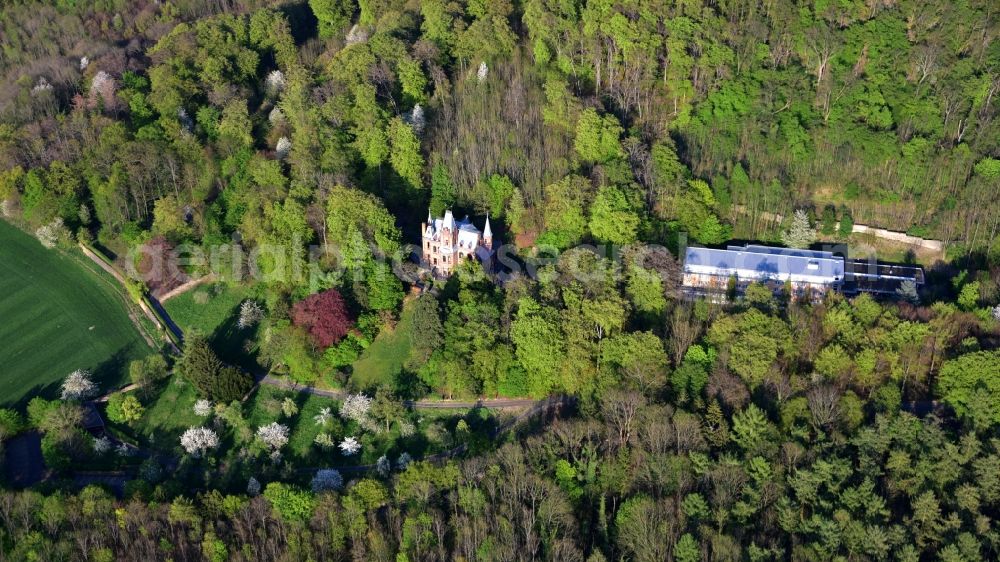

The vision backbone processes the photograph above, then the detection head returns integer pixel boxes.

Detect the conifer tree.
[782,209,816,249]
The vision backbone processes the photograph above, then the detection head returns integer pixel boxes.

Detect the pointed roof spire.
[427,209,433,224]
[483,214,492,238]
[443,209,455,231]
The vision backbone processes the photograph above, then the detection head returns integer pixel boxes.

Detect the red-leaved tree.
[291,289,352,348]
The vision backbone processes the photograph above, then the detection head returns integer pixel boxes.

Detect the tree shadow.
[210,304,261,372]
[393,369,430,401]
[8,379,63,410]
[91,346,134,391]
[279,3,319,44]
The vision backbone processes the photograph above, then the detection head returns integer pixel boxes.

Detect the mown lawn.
[350,300,416,390]
[163,282,258,368]
[129,376,204,448]
[0,220,153,406]
[243,385,441,466]
[245,385,343,463]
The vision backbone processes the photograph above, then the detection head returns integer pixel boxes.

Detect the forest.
[0,0,999,560]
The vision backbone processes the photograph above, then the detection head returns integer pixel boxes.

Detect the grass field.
[350,299,416,390]
[128,377,203,448]
[0,220,153,406]
[163,282,257,367]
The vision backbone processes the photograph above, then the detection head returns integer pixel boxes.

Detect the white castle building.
[421,209,493,277]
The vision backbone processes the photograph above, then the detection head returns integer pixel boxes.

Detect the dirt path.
[158,273,216,303]
[78,243,163,330]
[78,243,126,283]
[71,246,158,349]
[94,383,140,403]
[729,205,946,261]
[78,242,182,353]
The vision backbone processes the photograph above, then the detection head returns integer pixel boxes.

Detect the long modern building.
[682,244,923,301]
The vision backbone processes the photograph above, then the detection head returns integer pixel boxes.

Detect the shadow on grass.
[7,379,63,410]
[210,302,261,373]
[91,346,134,391]
[6,345,136,410]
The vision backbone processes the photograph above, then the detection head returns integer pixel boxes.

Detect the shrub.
[0,409,24,440]
[263,483,315,523]
[106,394,145,424]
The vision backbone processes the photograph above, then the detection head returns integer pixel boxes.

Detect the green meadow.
[0,220,152,405]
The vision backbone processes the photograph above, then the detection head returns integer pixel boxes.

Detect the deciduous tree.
[291,289,353,348]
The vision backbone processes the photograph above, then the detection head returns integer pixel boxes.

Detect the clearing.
[350,299,416,390]
[163,282,258,368]
[0,220,153,406]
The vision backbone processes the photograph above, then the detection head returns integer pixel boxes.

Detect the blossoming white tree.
[180,427,220,457]
[275,136,292,159]
[193,399,213,417]
[410,104,425,137]
[177,108,193,131]
[397,452,413,470]
[376,454,391,477]
[61,369,97,400]
[398,420,416,438]
[93,436,112,454]
[477,62,488,82]
[265,70,286,96]
[36,218,66,249]
[32,77,53,93]
[311,468,344,492]
[340,394,372,424]
[237,300,264,329]
[89,71,116,108]
[314,407,333,427]
[257,422,290,450]
[782,209,816,249]
[339,436,361,455]
[345,24,368,45]
[247,476,261,496]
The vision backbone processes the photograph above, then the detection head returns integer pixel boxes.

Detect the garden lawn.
[0,220,153,406]
[350,299,416,390]
[131,377,203,448]
[245,385,343,463]
[163,282,257,367]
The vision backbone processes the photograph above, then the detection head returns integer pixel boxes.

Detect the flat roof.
[846,259,925,284]
[684,245,845,283]
[728,244,837,260]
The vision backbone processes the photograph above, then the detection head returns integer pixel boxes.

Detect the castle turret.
[442,210,455,246]
[483,214,493,250]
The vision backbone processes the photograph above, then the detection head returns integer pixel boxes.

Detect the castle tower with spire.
[421,208,494,277]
